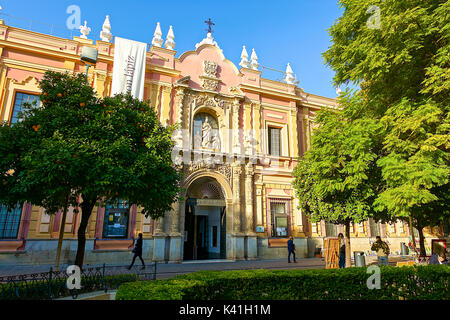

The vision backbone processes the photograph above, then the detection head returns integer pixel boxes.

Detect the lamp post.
[80,46,98,83]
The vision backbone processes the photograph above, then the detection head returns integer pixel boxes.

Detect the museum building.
[0,17,444,266]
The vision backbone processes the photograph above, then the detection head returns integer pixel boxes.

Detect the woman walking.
[128,233,145,270]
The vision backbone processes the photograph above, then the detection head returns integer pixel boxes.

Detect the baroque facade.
[0,19,446,266]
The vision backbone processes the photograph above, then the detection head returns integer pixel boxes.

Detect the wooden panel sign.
[324,237,340,269]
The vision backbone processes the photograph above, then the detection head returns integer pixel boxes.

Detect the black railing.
[0,262,157,300]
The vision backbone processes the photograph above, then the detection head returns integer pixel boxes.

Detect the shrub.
[115,265,449,300]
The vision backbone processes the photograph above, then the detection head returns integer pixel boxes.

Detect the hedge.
[115,265,449,300]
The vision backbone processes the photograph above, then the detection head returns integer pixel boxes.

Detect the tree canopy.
[0,71,181,266]
[293,0,449,257]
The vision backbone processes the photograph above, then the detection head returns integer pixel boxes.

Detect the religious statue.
[211,131,221,151]
[201,117,212,149]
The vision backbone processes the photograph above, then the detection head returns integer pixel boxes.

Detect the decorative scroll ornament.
[185,162,232,185]
[195,94,225,110]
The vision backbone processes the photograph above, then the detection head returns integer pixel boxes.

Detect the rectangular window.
[268,127,281,156]
[11,92,40,124]
[102,200,129,238]
[0,204,23,239]
[270,202,288,237]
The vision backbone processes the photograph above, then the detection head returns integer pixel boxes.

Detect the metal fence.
[0,262,157,300]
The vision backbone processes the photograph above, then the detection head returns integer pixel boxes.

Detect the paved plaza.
[0,255,415,278]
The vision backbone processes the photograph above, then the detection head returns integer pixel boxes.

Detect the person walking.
[128,233,145,270]
[338,233,346,268]
[371,236,390,266]
[288,236,297,263]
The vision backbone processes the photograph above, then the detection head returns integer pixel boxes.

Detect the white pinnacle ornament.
[164,25,176,50]
[79,21,91,39]
[239,45,249,68]
[249,48,259,70]
[284,63,295,84]
[99,15,112,42]
[152,22,163,47]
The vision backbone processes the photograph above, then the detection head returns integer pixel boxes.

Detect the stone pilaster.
[232,164,242,234]
[160,85,172,126]
[153,216,165,236]
[173,87,185,145]
[94,71,107,98]
[232,99,241,153]
[169,200,181,236]
[244,164,255,234]
[253,103,262,154]
[289,104,299,157]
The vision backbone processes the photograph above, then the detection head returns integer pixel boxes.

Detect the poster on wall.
[111,37,147,101]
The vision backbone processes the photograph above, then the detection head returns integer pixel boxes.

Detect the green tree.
[318,0,449,256]
[293,97,385,267]
[0,71,181,267]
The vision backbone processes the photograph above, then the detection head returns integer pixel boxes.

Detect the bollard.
[353,251,366,267]
[400,242,409,256]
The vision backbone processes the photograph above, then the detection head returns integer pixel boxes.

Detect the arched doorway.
[183,176,227,260]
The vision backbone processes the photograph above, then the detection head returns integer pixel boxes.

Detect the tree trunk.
[344,220,351,268]
[408,217,417,253]
[55,197,69,271]
[417,226,427,257]
[74,198,96,269]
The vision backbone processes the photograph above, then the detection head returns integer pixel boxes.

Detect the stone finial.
[195,32,221,50]
[249,48,259,70]
[152,22,163,47]
[164,25,176,50]
[99,15,112,42]
[239,45,249,68]
[284,63,295,84]
[79,21,91,39]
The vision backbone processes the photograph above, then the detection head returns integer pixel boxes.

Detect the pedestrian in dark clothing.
[128,233,145,270]
[338,233,346,268]
[371,236,390,266]
[288,236,297,263]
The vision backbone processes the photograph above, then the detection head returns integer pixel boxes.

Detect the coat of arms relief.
[200,60,220,91]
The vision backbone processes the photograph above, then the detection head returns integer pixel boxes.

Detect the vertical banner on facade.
[111,37,147,100]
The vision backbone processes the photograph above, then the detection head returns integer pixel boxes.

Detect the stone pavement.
[0,255,414,278]
[0,258,325,277]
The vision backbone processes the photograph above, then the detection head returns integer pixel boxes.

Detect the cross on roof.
[204,18,215,34]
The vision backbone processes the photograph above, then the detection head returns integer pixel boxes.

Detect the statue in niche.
[202,117,212,149]
[193,113,221,151]
[211,130,221,151]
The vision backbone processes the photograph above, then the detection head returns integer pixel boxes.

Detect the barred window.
[269,200,290,238]
[102,200,129,238]
[11,92,40,124]
[268,127,281,156]
[0,204,23,239]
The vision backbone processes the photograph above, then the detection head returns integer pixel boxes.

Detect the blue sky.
[1,0,343,98]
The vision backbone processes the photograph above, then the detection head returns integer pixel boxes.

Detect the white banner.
[111,37,147,100]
